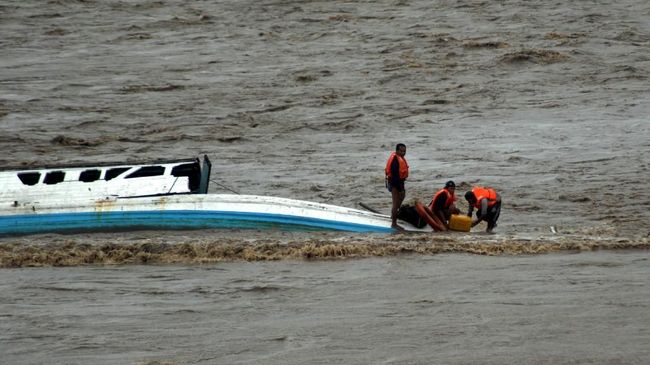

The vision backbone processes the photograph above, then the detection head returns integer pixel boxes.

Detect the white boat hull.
[0,194,409,236]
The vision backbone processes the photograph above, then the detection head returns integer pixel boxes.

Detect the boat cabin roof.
[0,157,198,172]
[0,155,212,198]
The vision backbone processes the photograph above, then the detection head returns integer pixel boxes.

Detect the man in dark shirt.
[465,187,502,232]
[428,180,460,229]
[385,143,408,230]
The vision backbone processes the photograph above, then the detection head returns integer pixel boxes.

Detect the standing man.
[464,186,502,232]
[428,180,460,229]
[385,143,409,230]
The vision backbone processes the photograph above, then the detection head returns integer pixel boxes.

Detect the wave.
[499,49,569,64]
[1,234,648,268]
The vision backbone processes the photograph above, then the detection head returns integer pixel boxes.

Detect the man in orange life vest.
[428,180,460,229]
[464,186,502,233]
[385,143,409,229]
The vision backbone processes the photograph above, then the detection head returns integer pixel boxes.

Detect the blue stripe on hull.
[0,210,393,236]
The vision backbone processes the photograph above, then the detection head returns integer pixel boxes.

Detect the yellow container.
[449,214,471,232]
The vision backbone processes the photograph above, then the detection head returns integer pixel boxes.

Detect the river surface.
[2,251,650,365]
[1,0,649,364]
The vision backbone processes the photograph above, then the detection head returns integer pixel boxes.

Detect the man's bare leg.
[391,189,405,230]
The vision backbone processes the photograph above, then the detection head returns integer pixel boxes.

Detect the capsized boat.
[0,156,415,236]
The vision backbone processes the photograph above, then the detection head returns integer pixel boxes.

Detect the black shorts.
[386,180,405,193]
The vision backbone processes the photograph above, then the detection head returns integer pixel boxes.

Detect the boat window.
[172,162,200,191]
[79,169,101,182]
[44,171,65,185]
[105,167,130,181]
[126,165,165,179]
[18,172,41,186]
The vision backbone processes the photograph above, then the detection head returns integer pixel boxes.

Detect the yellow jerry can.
[449,214,471,232]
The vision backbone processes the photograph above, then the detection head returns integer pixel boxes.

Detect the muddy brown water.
[1,0,649,364]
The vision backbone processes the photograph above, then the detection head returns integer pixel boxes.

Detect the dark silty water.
[1,0,649,364]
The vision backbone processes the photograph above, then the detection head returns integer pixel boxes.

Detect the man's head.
[445,180,456,192]
[464,191,476,204]
[395,143,406,156]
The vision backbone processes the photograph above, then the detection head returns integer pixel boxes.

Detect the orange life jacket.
[385,152,409,180]
[471,187,498,209]
[429,188,456,210]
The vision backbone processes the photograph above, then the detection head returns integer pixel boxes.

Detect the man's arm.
[471,199,488,227]
[390,157,401,190]
[479,198,488,217]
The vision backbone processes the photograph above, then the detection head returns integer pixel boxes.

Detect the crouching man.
[464,186,501,233]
